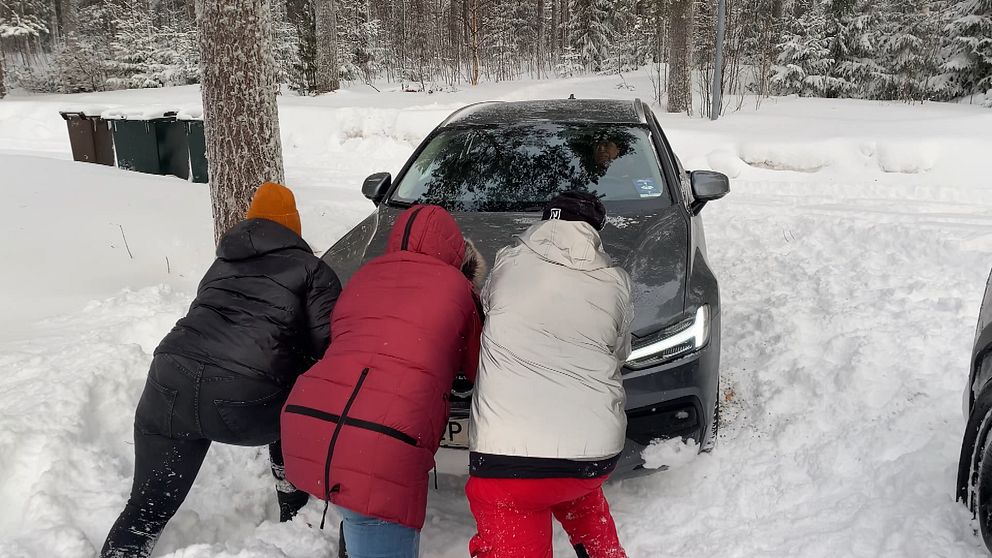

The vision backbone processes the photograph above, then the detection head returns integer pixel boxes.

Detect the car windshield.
[390,123,671,212]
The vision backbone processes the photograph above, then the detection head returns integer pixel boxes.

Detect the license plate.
[440,418,470,449]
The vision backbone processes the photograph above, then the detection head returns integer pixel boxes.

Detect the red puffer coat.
[281,205,483,530]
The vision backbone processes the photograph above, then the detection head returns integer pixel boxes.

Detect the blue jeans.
[337,507,420,558]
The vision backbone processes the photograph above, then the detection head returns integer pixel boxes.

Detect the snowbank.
[0,155,212,334]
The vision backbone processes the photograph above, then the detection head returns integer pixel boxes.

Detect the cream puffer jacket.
[470,219,633,461]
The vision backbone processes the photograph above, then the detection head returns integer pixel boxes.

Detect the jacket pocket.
[135,373,178,437]
[213,389,288,446]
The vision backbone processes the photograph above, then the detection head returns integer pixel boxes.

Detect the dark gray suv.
[958,268,992,550]
[322,99,729,476]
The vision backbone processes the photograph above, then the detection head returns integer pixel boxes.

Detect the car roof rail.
[439,101,506,127]
[633,98,647,124]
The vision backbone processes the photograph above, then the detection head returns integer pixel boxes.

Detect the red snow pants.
[465,476,627,558]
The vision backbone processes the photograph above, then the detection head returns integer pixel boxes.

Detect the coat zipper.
[400,207,425,251]
[315,367,369,529]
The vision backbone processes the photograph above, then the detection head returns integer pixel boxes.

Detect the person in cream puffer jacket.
[467,190,633,558]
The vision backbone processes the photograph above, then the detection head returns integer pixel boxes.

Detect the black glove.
[451,374,474,399]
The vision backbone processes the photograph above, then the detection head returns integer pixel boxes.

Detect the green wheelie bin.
[104,109,190,180]
[179,109,208,184]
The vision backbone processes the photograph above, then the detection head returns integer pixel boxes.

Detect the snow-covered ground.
[2,73,992,557]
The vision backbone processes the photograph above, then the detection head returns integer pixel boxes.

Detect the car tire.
[959,377,992,553]
[978,432,992,549]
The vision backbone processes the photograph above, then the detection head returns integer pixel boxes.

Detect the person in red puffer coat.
[281,205,484,558]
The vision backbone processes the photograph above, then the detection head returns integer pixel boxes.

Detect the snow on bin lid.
[59,105,116,118]
[177,107,204,121]
[100,107,179,121]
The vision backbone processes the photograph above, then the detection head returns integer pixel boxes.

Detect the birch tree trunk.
[315,0,341,93]
[197,0,286,244]
[667,0,693,113]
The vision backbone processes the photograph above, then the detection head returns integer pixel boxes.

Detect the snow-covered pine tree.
[569,0,610,72]
[271,0,299,87]
[315,0,341,92]
[600,0,644,76]
[824,0,884,98]
[52,32,108,92]
[737,0,787,98]
[943,0,992,103]
[771,0,831,96]
[105,3,162,89]
[556,45,584,76]
[0,7,49,65]
[286,0,318,93]
[879,0,940,101]
[158,24,200,86]
[196,0,286,243]
[99,1,199,90]
[485,0,522,81]
[348,12,385,88]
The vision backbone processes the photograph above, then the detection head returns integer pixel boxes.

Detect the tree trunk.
[0,51,6,99]
[315,0,340,93]
[197,0,286,244]
[57,0,77,38]
[561,0,569,54]
[536,0,544,79]
[469,0,480,85]
[667,0,693,113]
[550,0,558,64]
[450,0,461,82]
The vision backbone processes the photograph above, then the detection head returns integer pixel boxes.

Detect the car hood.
[323,205,688,334]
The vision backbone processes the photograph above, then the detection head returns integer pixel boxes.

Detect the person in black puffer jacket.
[101,183,341,558]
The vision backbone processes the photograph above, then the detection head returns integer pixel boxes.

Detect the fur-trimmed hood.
[461,238,489,290]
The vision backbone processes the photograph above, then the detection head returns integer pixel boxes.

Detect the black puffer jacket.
[156,219,341,387]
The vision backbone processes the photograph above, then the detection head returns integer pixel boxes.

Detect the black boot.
[269,441,309,522]
[277,488,310,522]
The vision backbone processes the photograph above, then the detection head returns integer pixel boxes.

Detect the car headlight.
[626,305,710,369]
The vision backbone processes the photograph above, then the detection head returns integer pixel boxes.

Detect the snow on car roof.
[441,99,645,127]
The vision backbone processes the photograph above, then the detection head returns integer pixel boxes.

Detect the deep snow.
[2,73,992,557]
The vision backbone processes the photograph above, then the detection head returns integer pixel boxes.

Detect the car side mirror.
[689,171,730,215]
[362,172,392,205]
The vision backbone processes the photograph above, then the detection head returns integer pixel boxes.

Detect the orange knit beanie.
[246,182,302,237]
